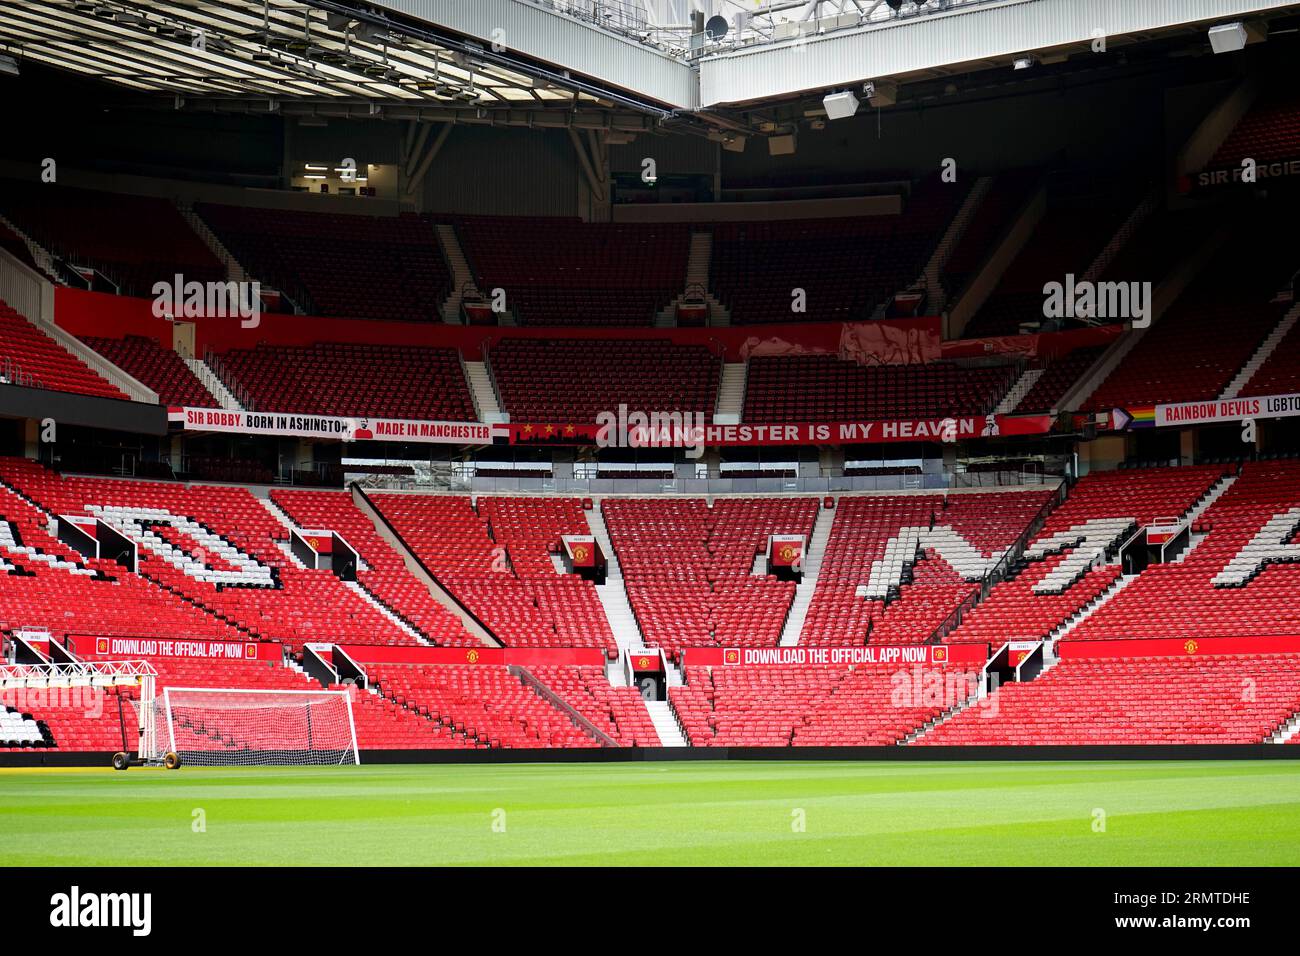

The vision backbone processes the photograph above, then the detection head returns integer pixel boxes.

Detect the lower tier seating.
[803,489,1053,646]
[916,654,1300,745]
[670,662,980,746]
[366,664,600,748]
[603,496,820,657]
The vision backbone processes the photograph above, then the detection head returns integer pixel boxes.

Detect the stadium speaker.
[822,90,859,121]
[768,133,797,156]
[1208,22,1247,54]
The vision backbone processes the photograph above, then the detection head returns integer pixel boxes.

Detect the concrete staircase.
[0,211,59,281]
[434,223,480,323]
[645,699,688,747]
[778,503,835,647]
[1170,474,1237,564]
[918,175,992,314]
[1081,189,1157,285]
[1045,571,1138,641]
[177,199,249,283]
[584,504,643,653]
[184,356,243,410]
[995,367,1045,414]
[464,359,506,422]
[1220,303,1300,399]
[714,362,747,423]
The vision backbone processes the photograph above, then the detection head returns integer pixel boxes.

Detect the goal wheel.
[163,751,182,770]
[111,752,130,771]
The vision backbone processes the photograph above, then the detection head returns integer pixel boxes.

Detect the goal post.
[153,688,360,767]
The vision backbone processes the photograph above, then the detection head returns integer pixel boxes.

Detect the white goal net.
[153,688,359,766]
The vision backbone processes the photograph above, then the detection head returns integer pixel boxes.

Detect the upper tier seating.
[0,182,223,297]
[916,654,1300,745]
[670,661,980,746]
[944,465,1224,647]
[81,335,214,407]
[0,221,54,281]
[457,217,689,326]
[1210,92,1300,168]
[196,204,449,322]
[216,342,476,419]
[0,459,430,651]
[1238,318,1300,397]
[269,489,477,646]
[743,355,1013,422]
[1084,201,1299,411]
[367,663,600,748]
[940,170,1039,300]
[802,489,1054,646]
[602,497,820,657]
[489,338,721,423]
[370,495,615,653]
[709,176,966,324]
[1014,346,1104,413]
[1065,461,1300,642]
[961,176,1143,338]
[0,301,127,400]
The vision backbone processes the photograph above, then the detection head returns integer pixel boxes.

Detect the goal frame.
[158,686,361,766]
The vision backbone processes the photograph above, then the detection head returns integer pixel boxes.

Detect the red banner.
[71,635,282,662]
[563,536,597,568]
[510,414,1053,448]
[630,653,663,672]
[685,644,988,667]
[1058,636,1300,659]
[335,644,607,667]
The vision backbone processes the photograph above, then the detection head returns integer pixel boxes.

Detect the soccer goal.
[150,688,360,767]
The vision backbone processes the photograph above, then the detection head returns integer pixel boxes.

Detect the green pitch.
[1,760,1298,866]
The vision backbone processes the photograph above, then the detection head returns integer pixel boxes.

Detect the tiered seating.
[528,665,660,746]
[0,459,427,650]
[1014,346,1104,413]
[81,335,214,407]
[336,683,466,750]
[196,204,448,322]
[710,176,965,324]
[961,177,1142,338]
[457,217,689,326]
[1066,461,1300,642]
[803,489,1052,645]
[916,654,1300,745]
[1210,92,1300,168]
[489,338,721,422]
[0,221,53,280]
[743,355,1012,422]
[602,497,819,657]
[371,495,615,652]
[367,663,600,748]
[1238,319,1300,397]
[0,466,245,644]
[0,300,127,399]
[946,466,1222,647]
[216,342,475,419]
[270,490,477,646]
[670,661,980,746]
[0,181,223,296]
[941,170,1039,300]
[1084,201,1298,410]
